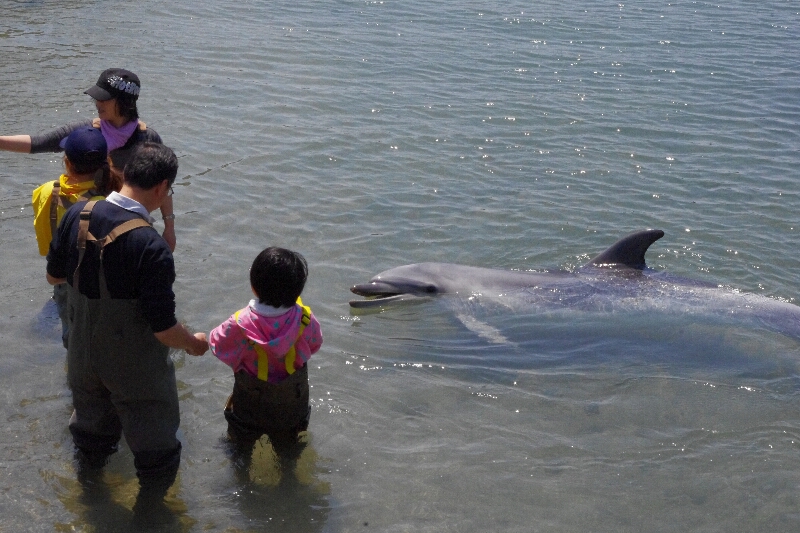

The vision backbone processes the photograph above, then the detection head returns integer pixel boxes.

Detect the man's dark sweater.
[46,199,176,333]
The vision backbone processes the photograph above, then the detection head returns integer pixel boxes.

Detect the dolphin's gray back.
[413,262,573,293]
[585,229,664,270]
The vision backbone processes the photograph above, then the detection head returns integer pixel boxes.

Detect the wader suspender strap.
[234,302,312,382]
[49,182,95,240]
[73,200,152,297]
[49,182,60,239]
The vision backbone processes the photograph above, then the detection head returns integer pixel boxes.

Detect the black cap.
[84,68,141,101]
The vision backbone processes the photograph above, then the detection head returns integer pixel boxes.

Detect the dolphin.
[349,229,800,340]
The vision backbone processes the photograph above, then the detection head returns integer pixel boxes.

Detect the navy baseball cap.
[59,127,108,167]
[84,68,141,101]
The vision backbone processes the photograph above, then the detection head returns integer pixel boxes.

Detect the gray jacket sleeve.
[29,120,94,153]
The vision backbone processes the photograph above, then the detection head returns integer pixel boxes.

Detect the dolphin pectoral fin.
[455,313,511,344]
[585,229,665,270]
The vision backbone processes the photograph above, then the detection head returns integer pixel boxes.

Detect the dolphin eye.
[423,284,437,294]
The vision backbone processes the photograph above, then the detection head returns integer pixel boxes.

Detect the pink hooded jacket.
[210,299,323,384]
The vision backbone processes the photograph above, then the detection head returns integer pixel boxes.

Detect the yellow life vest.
[31,174,103,256]
[234,298,312,382]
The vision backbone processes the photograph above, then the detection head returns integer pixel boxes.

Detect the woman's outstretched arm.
[0,135,32,153]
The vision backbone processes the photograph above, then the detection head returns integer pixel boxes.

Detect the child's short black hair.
[250,247,308,308]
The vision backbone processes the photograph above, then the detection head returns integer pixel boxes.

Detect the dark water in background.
[1,1,800,531]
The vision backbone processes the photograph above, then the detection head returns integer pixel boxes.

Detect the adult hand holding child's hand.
[186,333,209,356]
[155,325,209,356]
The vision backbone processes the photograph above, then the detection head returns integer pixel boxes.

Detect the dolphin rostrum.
[349,230,800,341]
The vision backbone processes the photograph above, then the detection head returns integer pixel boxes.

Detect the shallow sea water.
[1,0,800,531]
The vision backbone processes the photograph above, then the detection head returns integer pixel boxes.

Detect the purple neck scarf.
[99,119,139,153]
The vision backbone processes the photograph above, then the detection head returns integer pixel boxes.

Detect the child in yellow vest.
[31,127,119,347]
[209,247,323,471]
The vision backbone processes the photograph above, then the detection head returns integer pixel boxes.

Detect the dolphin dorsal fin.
[585,229,664,270]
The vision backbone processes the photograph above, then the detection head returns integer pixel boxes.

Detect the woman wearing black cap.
[0,68,177,250]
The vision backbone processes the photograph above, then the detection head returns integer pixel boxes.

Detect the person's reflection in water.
[52,457,196,532]
[73,466,134,531]
[226,433,331,531]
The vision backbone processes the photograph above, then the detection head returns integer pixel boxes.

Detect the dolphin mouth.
[350,281,401,298]
[348,293,429,309]
[349,282,432,309]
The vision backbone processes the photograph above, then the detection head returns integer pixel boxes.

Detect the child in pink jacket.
[209,247,322,465]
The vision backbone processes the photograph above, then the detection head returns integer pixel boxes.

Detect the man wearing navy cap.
[31,127,114,347]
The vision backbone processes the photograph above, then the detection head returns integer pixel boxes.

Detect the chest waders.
[66,200,181,490]
[48,182,102,349]
[51,181,90,344]
[224,302,313,463]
